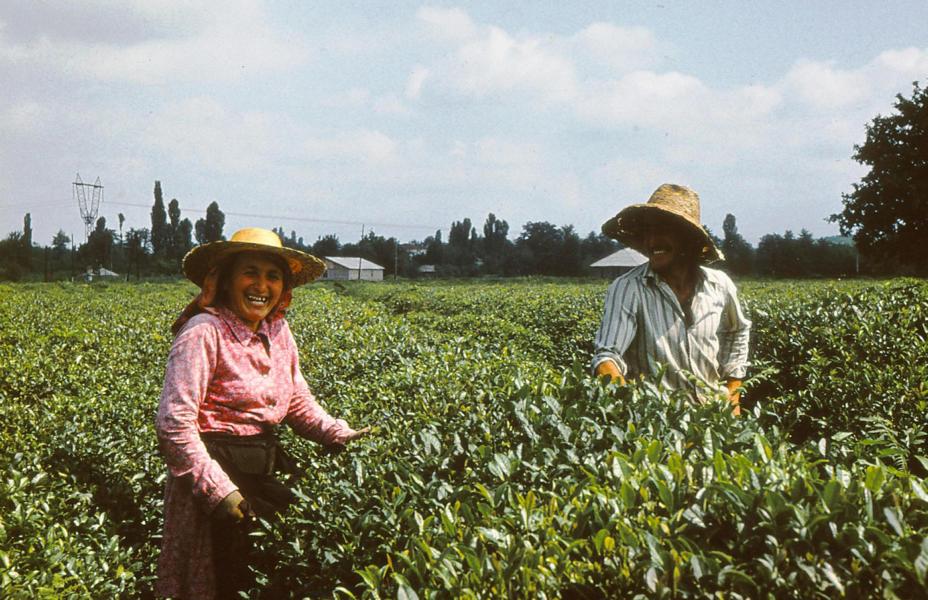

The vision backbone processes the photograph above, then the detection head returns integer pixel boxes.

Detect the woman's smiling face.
[223,252,285,330]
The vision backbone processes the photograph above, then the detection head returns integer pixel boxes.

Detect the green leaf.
[883,507,904,536]
[864,465,885,493]
[915,537,928,584]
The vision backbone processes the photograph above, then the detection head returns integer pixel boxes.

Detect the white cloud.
[448,26,577,102]
[416,6,477,42]
[144,97,277,172]
[571,22,662,72]
[373,95,412,116]
[0,1,309,84]
[0,101,46,134]
[406,65,430,99]
[304,129,398,164]
[783,60,868,110]
[578,70,710,131]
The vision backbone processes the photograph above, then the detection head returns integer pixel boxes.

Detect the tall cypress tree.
[150,181,168,257]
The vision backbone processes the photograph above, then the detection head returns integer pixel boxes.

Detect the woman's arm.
[282,325,365,448]
[155,319,237,513]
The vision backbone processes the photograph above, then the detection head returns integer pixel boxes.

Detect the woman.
[155,228,369,599]
[592,184,751,413]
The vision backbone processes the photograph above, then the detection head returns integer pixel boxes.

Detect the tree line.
[2,81,925,280]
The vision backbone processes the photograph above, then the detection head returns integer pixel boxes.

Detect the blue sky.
[2,1,926,248]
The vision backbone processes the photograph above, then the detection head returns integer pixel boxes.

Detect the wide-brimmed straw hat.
[182,227,326,287]
[601,183,723,263]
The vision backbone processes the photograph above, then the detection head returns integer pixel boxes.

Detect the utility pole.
[358,224,364,281]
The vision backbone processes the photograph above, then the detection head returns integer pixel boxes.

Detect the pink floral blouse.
[155,305,356,599]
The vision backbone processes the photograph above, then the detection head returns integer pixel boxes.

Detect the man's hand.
[594,361,626,385]
[726,379,742,416]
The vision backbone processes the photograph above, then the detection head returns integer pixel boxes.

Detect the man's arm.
[592,277,638,384]
[717,276,751,415]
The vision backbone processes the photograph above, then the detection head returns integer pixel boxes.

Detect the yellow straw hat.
[182,227,326,287]
[601,183,724,263]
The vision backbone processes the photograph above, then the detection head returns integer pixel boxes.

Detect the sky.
[2,1,927,249]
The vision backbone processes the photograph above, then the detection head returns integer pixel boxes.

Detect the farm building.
[322,257,385,281]
[589,247,647,278]
[82,266,121,282]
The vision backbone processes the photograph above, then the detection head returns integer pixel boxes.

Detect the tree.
[0,232,26,280]
[721,214,754,276]
[52,230,70,259]
[580,231,619,270]
[151,181,168,257]
[22,213,32,268]
[516,221,562,275]
[833,82,928,274]
[125,228,150,280]
[312,234,340,257]
[81,217,115,269]
[195,201,226,244]
[481,213,510,274]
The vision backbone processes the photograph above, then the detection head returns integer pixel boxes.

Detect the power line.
[0,202,73,210]
[105,201,438,231]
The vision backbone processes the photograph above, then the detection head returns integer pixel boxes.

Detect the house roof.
[589,247,648,268]
[324,256,385,270]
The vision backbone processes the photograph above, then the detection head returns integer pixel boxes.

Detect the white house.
[322,257,385,281]
[589,247,647,278]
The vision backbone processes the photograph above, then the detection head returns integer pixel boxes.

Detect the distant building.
[417,264,437,276]
[589,248,647,278]
[82,266,121,282]
[402,243,427,258]
[322,257,385,281]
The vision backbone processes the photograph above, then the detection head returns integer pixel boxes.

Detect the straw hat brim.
[602,203,724,264]
[183,241,326,287]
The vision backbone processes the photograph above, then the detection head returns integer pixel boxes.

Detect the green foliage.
[833,81,928,274]
[1,278,926,597]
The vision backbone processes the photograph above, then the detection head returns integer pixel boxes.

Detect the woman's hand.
[345,425,372,442]
[197,267,220,308]
[216,490,255,522]
[325,426,372,452]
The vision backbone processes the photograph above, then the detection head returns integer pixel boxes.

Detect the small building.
[589,248,647,278]
[82,266,121,282]
[417,264,437,277]
[322,257,385,281]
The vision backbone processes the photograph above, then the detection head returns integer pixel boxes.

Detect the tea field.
[1,278,927,598]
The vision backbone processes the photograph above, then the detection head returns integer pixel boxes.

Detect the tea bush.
[0,279,926,598]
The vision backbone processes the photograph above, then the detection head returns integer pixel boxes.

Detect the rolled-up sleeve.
[717,278,751,380]
[155,320,237,513]
[592,277,638,375]
[282,327,356,447]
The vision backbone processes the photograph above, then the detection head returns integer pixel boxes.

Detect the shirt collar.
[640,262,710,289]
[209,305,277,344]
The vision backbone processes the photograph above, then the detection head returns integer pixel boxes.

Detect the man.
[592,184,751,414]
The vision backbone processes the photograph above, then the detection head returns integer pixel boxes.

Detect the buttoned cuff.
[196,465,239,514]
[591,355,626,377]
[720,364,747,380]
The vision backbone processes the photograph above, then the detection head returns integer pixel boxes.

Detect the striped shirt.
[592,263,751,395]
